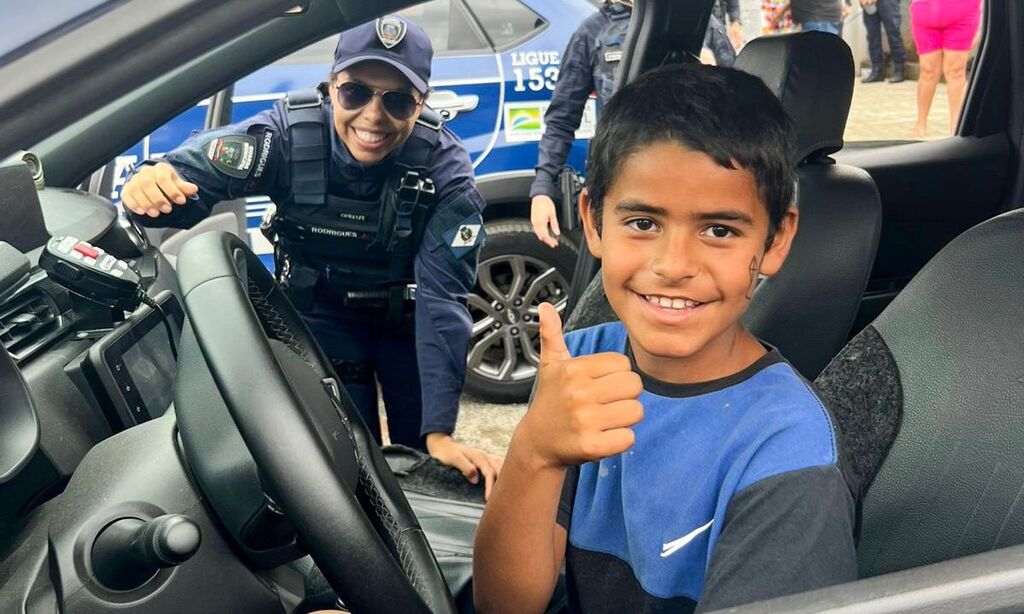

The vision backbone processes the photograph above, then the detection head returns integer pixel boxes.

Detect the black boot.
[888,65,905,83]
[862,68,885,83]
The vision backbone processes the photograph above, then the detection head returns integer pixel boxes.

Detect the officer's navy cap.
[332,16,433,94]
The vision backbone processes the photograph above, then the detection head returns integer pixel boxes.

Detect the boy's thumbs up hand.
[538,302,571,365]
[518,303,644,470]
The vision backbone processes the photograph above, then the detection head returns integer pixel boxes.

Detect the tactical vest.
[594,5,631,104]
[268,84,442,311]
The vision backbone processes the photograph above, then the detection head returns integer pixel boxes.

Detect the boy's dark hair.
[585,63,796,246]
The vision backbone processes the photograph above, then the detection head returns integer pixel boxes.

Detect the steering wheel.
[175,232,456,614]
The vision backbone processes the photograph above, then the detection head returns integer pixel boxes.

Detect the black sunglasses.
[333,81,422,121]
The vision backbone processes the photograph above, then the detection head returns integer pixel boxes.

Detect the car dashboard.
[0,158,183,550]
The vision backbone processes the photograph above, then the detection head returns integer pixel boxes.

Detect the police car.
[105,0,599,403]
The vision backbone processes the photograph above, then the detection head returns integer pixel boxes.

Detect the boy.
[474,63,857,613]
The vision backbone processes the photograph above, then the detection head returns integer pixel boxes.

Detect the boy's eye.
[701,225,735,239]
[626,218,658,232]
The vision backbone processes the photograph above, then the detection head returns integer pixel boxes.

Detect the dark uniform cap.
[332,16,433,94]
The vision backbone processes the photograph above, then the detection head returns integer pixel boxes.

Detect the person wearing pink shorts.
[910,0,983,137]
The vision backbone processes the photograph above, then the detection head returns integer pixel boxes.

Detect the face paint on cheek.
[746,256,760,300]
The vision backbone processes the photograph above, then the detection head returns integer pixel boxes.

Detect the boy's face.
[580,142,798,382]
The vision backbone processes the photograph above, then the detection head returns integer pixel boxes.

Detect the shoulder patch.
[443,213,485,259]
[205,134,257,179]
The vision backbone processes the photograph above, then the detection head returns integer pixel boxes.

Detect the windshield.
[0,0,118,62]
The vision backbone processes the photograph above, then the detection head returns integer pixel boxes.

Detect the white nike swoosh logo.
[660,519,714,558]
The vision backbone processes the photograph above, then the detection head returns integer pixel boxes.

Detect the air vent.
[0,289,64,361]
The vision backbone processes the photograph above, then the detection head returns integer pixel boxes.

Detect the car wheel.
[464,219,578,403]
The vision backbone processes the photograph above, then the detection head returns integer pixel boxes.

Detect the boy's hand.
[517,303,644,469]
[122,162,198,218]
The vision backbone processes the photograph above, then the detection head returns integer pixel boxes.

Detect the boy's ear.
[579,188,604,259]
[759,206,799,277]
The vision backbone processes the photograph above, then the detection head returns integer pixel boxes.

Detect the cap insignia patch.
[376,16,407,49]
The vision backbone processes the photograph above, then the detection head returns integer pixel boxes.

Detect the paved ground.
[846,80,952,141]
[382,76,954,457]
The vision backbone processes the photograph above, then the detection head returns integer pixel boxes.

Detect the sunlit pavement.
[383,79,955,457]
[846,80,952,142]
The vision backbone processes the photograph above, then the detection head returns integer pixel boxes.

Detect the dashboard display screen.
[121,321,177,417]
[91,293,183,427]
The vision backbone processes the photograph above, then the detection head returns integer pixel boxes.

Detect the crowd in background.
[707,0,982,137]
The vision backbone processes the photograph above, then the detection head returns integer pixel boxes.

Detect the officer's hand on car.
[122,162,199,218]
[513,303,644,469]
[530,194,561,249]
[426,433,504,500]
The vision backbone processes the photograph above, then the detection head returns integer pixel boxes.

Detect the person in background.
[530,0,742,247]
[703,0,744,67]
[767,0,844,35]
[860,0,908,83]
[909,0,982,137]
[762,0,797,34]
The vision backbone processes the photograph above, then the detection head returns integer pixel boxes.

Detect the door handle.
[426,90,479,121]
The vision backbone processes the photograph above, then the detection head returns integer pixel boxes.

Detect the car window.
[734,0,988,143]
[271,0,488,64]
[464,0,546,50]
[398,0,489,53]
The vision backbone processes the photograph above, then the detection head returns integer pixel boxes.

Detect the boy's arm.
[474,304,643,613]
[473,437,569,613]
[696,465,857,612]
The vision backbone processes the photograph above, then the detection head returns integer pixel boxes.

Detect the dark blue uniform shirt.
[529,1,630,200]
[130,97,485,436]
[530,0,740,200]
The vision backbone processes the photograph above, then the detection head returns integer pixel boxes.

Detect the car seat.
[565,32,883,380]
[814,208,1024,577]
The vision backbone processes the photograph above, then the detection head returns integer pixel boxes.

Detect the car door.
[464,0,597,177]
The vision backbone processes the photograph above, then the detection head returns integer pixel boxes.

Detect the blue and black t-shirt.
[557,322,857,613]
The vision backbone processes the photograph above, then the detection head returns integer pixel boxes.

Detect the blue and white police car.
[105,0,600,402]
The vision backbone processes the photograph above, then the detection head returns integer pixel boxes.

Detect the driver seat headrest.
[734,32,854,164]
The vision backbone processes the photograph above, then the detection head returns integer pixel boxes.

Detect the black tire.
[463,218,578,404]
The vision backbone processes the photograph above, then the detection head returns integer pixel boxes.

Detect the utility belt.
[275,252,417,323]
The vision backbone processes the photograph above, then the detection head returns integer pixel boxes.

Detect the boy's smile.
[581,142,797,384]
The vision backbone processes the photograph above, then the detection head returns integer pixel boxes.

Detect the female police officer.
[122,16,502,497]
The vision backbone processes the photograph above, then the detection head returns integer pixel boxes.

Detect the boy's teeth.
[644,294,699,310]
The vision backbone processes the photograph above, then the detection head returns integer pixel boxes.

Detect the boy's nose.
[650,231,699,282]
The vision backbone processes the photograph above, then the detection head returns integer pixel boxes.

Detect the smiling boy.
[474,63,856,613]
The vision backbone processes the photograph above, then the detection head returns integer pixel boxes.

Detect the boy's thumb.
[538,302,570,365]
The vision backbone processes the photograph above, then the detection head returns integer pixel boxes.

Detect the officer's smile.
[351,127,395,151]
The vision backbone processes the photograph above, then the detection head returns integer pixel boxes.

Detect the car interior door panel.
[837,134,1012,329]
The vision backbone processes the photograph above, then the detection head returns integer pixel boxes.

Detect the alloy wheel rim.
[467,254,569,386]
